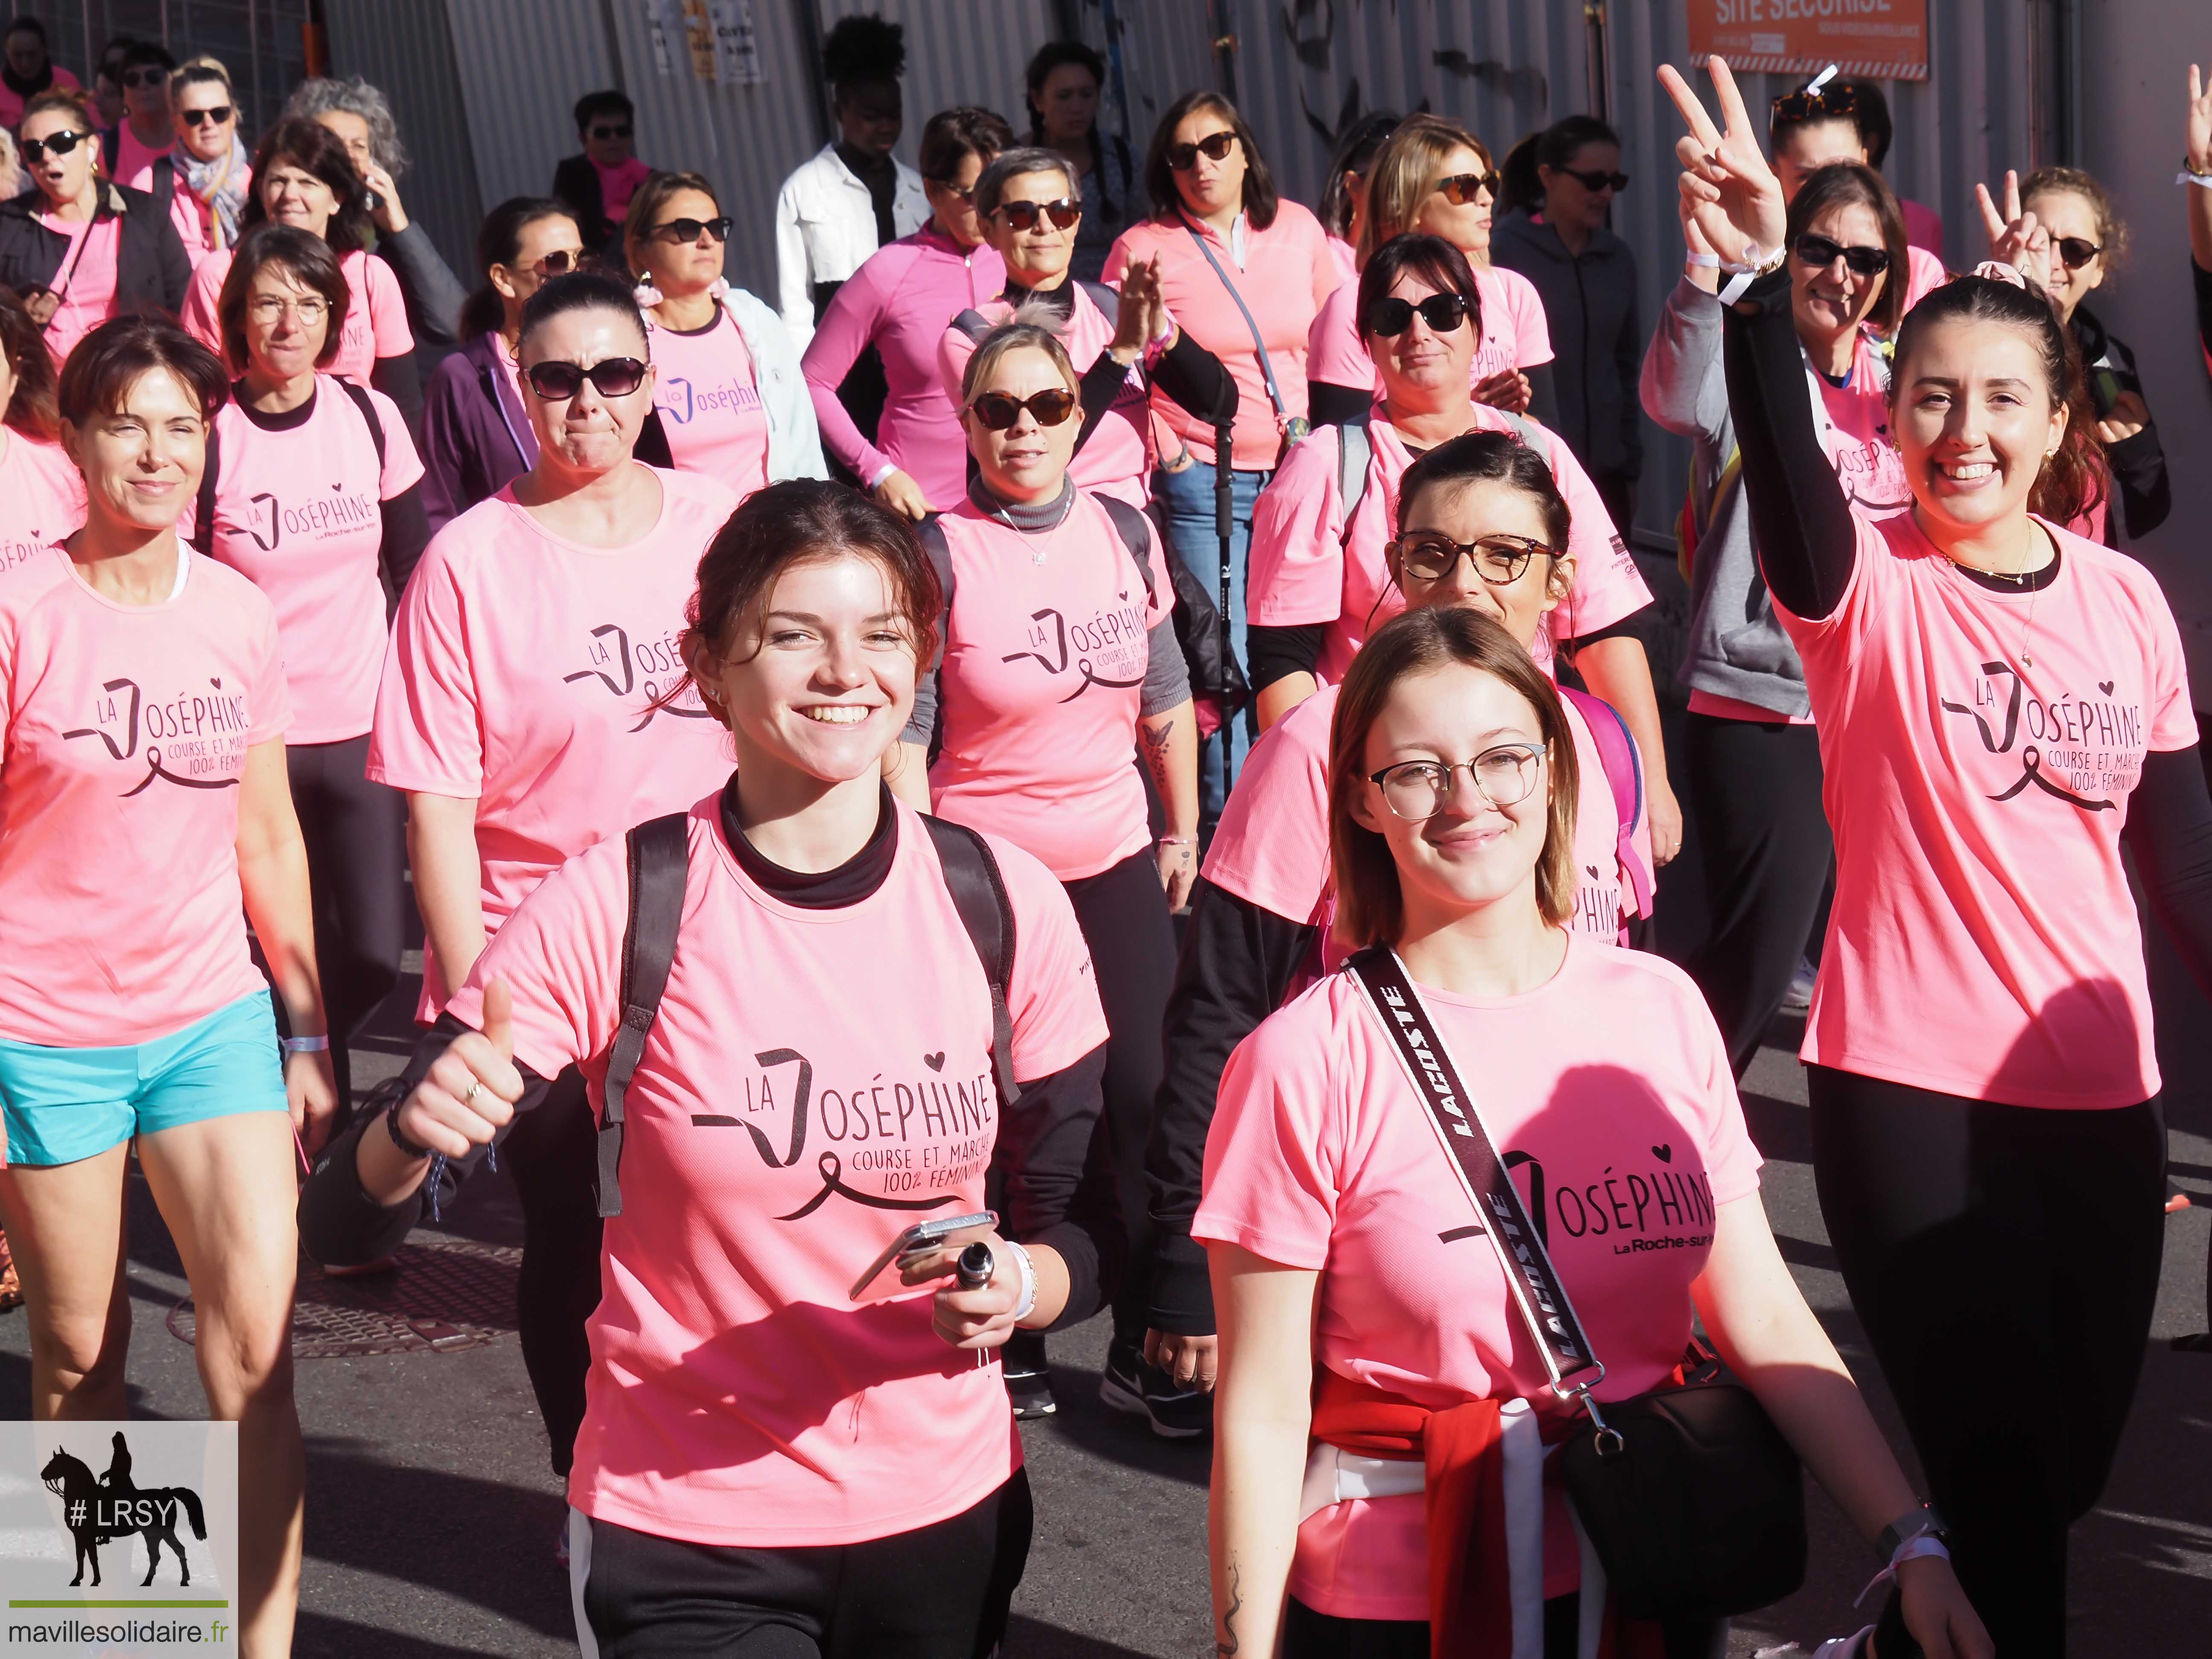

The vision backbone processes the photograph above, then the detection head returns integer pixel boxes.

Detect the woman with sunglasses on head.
[369,271,742,1487]
[162,61,247,264]
[803,107,1012,520]
[1668,56,2212,1653]
[0,88,192,365]
[1308,115,1556,428]
[1642,160,1911,1079]
[0,289,87,579]
[628,169,825,498]
[1141,434,1654,1425]
[1200,600,1990,1659]
[1769,77,1945,311]
[1246,235,1676,861]
[0,315,335,1659]
[180,118,421,427]
[897,321,1196,1424]
[422,198,586,535]
[196,225,428,1126]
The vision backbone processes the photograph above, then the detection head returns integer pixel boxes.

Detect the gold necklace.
[1943,522,2050,668]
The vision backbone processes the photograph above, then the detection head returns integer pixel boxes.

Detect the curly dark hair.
[821,14,904,92]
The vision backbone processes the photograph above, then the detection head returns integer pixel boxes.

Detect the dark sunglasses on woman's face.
[1364,292,1470,337]
[1557,166,1629,193]
[653,215,732,245]
[20,129,89,164]
[1793,233,1891,277]
[1433,172,1500,206]
[968,387,1077,430]
[994,198,1080,232]
[2054,236,2104,269]
[525,357,649,401]
[120,67,167,89]
[1166,130,1239,171]
[180,105,233,127]
[591,123,632,141]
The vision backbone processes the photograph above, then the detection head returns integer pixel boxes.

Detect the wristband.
[1684,252,1720,269]
[1156,835,1196,845]
[1717,245,1787,306]
[383,1099,435,1162]
[281,1033,329,1055]
[867,462,898,490]
[1853,1533,1952,1612]
[1007,1240,1038,1324]
[1875,1501,1950,1564]
[2179,167,2212,191]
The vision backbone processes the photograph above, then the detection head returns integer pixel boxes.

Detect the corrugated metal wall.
[439,0,621,236]
[323,0,484,276]
[12,0,313,136]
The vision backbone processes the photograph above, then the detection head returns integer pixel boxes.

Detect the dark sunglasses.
[1771,86,1861,124]
[524,357,649,400]
[967,387,1077,430]
[2054,235,2104,269]
[994,198,1081,232]
[20,129,89,164]
[1793,233,1891,277]
[1557,166,1629,193]
[652,215,732,245]
[180,105,233,127]
[590,123,633,141]
[1166,131,1239,172]
[1364,292,1470,337]
[1390,532,1554,585]
[120,67,167,89]
[1433,171,1500,206]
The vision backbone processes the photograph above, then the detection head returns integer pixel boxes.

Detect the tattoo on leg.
[1217,1559,1242,1656]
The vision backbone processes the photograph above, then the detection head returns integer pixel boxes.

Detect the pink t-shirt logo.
[62,673,252,795]
[657,372,764,426]
[562,620,714,733]
[1938,661,2136,814]
[241,484,379,553]
[999,597,1150,699]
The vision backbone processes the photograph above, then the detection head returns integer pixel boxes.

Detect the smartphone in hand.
[849,1211,997,1303]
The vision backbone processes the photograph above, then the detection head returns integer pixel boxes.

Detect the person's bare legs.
[137,1112,302,1659]
[0,1143,133,1420]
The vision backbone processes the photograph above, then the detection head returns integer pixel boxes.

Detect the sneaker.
[554,1517,570,1570]
[1811,1630,1873,1659]
[1003,1363,1057,1418]
[1780,956,1817,1016]
[1099,1337,1213,1439]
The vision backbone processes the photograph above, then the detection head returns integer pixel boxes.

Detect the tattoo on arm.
[1139,717,1173,783]
[1217,1560,1242,1657]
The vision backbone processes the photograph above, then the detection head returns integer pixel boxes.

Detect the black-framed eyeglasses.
[1433,172,1500,206]
[180,105,233,127]
[1793,233,1891,277]
[651,215,731,245]
[1771,86,1861,124]
[20,129,90,164]
[994,198,1080,232]
[1390,532,1554,586]
[120,67,167,89]
[1557,166,1629,194]
[524,356,649,400]
[967,387,1077,430]
[590,123,633,141]
[1364,292,1470,338]
[1166,131,1239,172]
[1368,745,1545,821]
[2054,235,2104,269]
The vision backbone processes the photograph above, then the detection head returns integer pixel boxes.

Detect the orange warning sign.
[1685,0,1930,83]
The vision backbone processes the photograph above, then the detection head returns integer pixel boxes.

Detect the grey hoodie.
[1490,211,1643,481]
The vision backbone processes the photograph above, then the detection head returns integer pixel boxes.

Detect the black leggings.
[1060,849,1177,1345]
[580,1468,1032,1658]
[1683,713,1831,1077]
[1281,1595,1724,1659]
[502,1065,604,1478]
[1809,1067,2166,1658]
[288,736,407,1116]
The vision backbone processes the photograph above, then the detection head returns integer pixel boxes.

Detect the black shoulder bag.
[1345,946,1806,1621]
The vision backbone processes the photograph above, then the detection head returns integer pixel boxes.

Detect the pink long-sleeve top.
[801,225,1004,510]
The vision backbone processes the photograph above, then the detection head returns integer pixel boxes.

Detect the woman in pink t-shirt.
[1307,115,1557,427]
[369,270,739,1487]
[627,169,826,495]
[0,316,335,1657]
[1199,604,1988,1659]
[1670,56,2212,1652]
[199,226,428,1122]
[306,480,1110,1656]
[896,321,1196,1423]
[0,289,88,576]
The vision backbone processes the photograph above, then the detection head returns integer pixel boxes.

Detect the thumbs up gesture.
[392,980,527,1160]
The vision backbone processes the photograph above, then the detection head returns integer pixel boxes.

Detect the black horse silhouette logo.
[41,1432,207,1588]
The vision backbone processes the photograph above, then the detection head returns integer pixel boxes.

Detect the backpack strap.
[336,377,388,470]
[1333,415,1371,551]
[951,307,992,343]
[920,815,1021,1110]
[1496,408,1554,466]
[1557,686,1653,928]
[1093,492,1158,605]
[597,812,691,1218]
[1076,280,1122,329]
[191,422,220,555]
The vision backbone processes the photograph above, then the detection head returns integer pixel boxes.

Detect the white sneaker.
[1780,956,1817,1015]
[1811,1630,1874,1659]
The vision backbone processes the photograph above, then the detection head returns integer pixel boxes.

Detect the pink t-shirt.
[1326,233,1357,287]
[1205,681,1640,972]
[1782,512,2196,1107]
[0,547,291,1046]
[34,212,121,365]
[0,66,79,132]
[0,430,87,578]
[1193,939,1762,1620]
[202,379,424,743]
[111,121,166,192]
[1246,407,1652,685]
[1105,203,1342,473]
[1304,264,1556,396]
[591,154,651,225]
[445,794,1108,1546]
[937,285,1154,509]
[1901,197,1944,262]
[926,493,1174,881]
[367,466,740,1012]
[646,304,771,497]
[1902,244,1944,313]
[183,246,415,383]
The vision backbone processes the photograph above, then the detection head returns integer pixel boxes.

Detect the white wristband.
[1852,1533,1950,1610]
[867,462,898,490]
[1685,252,1720,269]
[280,1034,329,1055]
[2179,168,2212,191]
[1007,1240,1038,1324]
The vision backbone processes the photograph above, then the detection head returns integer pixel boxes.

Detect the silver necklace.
[993,487,1077,566]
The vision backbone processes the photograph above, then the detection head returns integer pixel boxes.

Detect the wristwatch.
[1877,1502,1951,1564]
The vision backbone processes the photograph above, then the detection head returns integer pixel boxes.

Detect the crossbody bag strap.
[1345,946,1610,1412]
[597,812,691,1219]
[1179,216,1288,425]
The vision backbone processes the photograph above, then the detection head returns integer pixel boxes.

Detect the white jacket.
[773,143,928,350]
[716,285,830,483]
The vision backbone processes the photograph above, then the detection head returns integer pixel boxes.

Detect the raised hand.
[1111,255,1161,359]
[1472,369,1534,413]
[392,979,525,1159]
[1680,175,1722,294]
[1976,169,2053,292]
[2189,62,2212,175]
[1658,55,1787,270]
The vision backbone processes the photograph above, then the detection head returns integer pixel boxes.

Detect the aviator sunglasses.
[1793,233,1892,277]
[967,387,1077,430]
[1364,292,1470,337]
[20,128,89,165]
[524,357,649,400]
[1166,130,1238,171]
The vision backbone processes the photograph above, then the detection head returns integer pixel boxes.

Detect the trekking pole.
[1213,383,1238,792]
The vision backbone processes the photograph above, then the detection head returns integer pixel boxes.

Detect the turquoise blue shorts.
[0,990,289,1167]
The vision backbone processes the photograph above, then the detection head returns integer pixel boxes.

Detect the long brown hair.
[0,289,61,441]
[1327,607,1580,949]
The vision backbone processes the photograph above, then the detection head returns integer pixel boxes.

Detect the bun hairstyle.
[1891,273,2108,528]
[1327,606,1581,946]
[461,196,580,341]
[1785,161,1909,336]
[1535,114,1619,174]
[0,289,61,442]
[1320,111,1402,242]
[821,14,905,96]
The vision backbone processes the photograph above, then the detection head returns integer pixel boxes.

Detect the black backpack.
[190,377,388,555]
[593,810,1021,1218]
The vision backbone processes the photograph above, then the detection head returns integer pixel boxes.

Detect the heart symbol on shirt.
[209,677,222,689]
[924,1052,946,1071]
[1586,865,1601,880]
[2098,681,2115,695]
[1651,1143,1673,1163]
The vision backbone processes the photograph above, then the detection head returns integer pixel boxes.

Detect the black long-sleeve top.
[2070,303,2169,542]
[1001,278,1237,446]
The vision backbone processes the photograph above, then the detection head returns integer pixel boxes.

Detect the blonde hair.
[1359,114,1493,266]
[958,319,1079,406]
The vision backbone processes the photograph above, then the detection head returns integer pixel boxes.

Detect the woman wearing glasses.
[803,106,1012,519]
[897,321,1197,1425]
[0,88,192,364]
[627,169,824,496]
[1769,79,1944,310]
[370,271,740,1483]
[195,226,428,1123]
[1307,115,1556,427]
[1641,161,1911,1077]
[422,198,586,534]
[1492,116,1642,540]
[161,62,247,263]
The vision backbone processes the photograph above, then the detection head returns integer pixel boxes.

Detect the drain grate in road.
[166,1238,521,1358]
